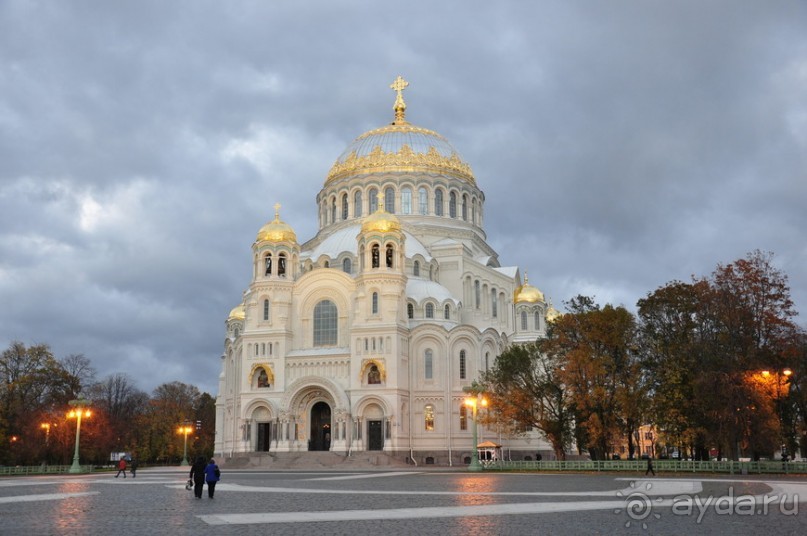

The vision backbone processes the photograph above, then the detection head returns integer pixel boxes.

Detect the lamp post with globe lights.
[464,395,488,472]
[67,398,92,473]
[178,424,194,466]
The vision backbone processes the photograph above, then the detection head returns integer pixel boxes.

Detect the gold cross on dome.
[274,202,281,220]
[390,75,409,123]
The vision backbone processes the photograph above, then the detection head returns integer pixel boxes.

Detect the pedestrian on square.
[129,458,138,478]
[645,457,656,476]
[115,457,127,478]
[204,458,221,499]
[189,456,207,499]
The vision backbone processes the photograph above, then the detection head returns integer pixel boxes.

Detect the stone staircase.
[221,451,412,470]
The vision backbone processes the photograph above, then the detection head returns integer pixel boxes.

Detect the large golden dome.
[256,204,297,243]
[325,76,475,185]
[514,274,545,304]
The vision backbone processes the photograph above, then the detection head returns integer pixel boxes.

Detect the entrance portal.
[309,401,331,451]
[368,420,383,451]
[256,423,272,451]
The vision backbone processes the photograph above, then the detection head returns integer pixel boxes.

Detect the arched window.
[425,303,434,318]
[462,194,468,220]
[419,187,428,215]
[474,280,480,309]
[372,292,379,315]
[444,304,450,320]
[263,299,270,321]
[341,193,348,220]
[371,244,380,268]
[401,188,412,214]
[278,253,287,277]
[254,343,259,356]
[434,189,443,216]
[331,198,337,223]
[369,188,378,213]
[313,300,338,346]
[424,350,433,379]
[354,190,362,217]
[535,311,541,331]
[521,311,528,331]
[264,253,272,276]
[342,257,352,274]
[459,350,467,379]
[385,187,395,213]
[424,404,435,431]
[413,260,420,277]
[485,352,490,372]
[368,365,381,384]
[459,405,468,430]
[385,244,394,268]
[472,197,477,224]
[407,303,414,319]
[449,191,457,218]
[491,289,497,318]
[261,343,265,355]
[324,261,329,268]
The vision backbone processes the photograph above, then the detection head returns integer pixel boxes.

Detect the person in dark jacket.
[204,458,221,498]
[189,456,207,499]
[129,458,138,478]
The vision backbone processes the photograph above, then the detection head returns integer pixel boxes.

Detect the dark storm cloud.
[1,0,805,394]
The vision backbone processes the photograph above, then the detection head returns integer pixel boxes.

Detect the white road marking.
[0,491,99,504]
[306,471,422,481]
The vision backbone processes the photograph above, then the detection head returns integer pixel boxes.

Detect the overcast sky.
[1,1,805,396]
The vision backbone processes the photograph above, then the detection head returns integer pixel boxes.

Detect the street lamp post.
[178,424,193,466]
[464,395,487,472]
[67,398,92,474]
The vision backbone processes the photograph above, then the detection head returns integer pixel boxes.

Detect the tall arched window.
[462,194,468,220]
[444,304,450,320]
[425,303,434,318]
[343,257,352,274]
[472,197,477,224]
[459,405,468,431]
[521,311,528,331]
[385,187,395,213]
[341,193,348,220]
[313,300,338,346]
[371,244,380,268]
[424,350,433,379]
[485,352,490,372]
[385,244,394,268]
[369,188,378,213]
[419,187,428,214]
[459,350,467,379]
[474,280,480,309]
[354,190,362,217]
[278,253,287,277]
[407,303,414,319]
[264,253,272,276]
[491,289,497,318]
[413,260,420,277]
[401,187,412,214]
[372,292,379,315]
[434,189,444,216]
[535,311,541,331]
[449,192,457,218]
[424,404,435,431]
[331,198,337,223]
[263,299,270,321]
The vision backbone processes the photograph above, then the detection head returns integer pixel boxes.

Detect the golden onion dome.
[514,273,545,304]
[228,304,245,321]
[546,304,562,322]
[325,76,475,186]
[361,194,401,234]
[256,203,297,243]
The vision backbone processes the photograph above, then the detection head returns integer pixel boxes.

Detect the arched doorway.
[309,401,331,451]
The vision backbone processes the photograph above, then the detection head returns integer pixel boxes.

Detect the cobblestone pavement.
[1,467,806,535]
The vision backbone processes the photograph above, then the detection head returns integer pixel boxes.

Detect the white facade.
[215,80,554,464]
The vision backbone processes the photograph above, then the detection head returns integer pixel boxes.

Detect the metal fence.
[0,465,93,476]
[485,459,807,474]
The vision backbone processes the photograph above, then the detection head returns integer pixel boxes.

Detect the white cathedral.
[215,77,558,465]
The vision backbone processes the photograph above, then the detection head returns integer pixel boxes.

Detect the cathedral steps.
[220,451,411,470]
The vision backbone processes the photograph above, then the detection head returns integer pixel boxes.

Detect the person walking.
[645,457,656,476]
[129,458,138,478]
[189,456,207,499]
[204,458,221,499]
[115,457,127,478]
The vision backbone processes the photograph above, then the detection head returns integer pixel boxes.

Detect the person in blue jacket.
[204,458,221,498]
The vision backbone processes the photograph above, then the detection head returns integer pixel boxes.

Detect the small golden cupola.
[256,203,297,244]
[228,304,245,321]
[361,194,402,234]
[546,303,562,322]
[514,273,545,304]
